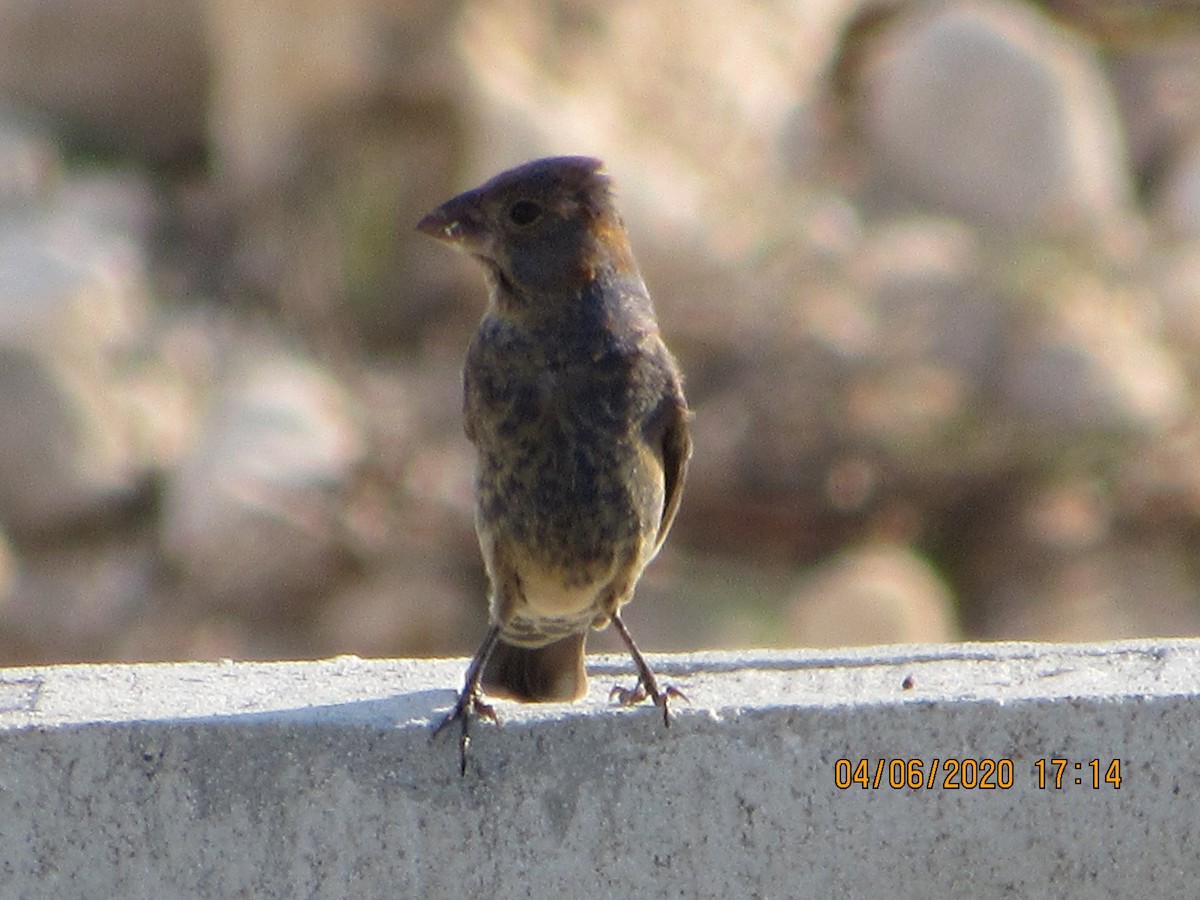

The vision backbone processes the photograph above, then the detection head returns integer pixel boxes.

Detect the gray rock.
[0,220,151,534]
[160,355,366,610]
[862,0,1132,232]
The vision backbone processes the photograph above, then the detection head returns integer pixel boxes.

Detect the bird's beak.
[416,191,488,252]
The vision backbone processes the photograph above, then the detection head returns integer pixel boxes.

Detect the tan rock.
[786,544,959,647]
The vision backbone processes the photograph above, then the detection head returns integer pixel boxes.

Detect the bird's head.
[418,156,638,302]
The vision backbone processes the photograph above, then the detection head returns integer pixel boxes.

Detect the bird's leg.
[433,624,501,776]
[608,613,687,727]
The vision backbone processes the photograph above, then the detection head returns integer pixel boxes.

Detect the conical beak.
[416,190,488,252]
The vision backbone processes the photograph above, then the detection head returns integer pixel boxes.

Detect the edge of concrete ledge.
[0,638,1194,730]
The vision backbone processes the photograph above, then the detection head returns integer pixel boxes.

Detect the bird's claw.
[433,688,498,776]
[609,681,688,726]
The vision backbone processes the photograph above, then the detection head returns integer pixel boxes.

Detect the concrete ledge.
[1,639,1197,898]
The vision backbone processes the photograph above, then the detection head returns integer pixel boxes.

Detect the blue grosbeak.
[418,156,691,773]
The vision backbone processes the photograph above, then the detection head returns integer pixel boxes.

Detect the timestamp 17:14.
[1034,758,1122,789]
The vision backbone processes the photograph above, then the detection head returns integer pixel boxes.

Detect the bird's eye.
[508,200,543,226]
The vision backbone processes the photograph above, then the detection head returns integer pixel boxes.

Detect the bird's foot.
[608,612,689,727]
[433,625,503,776]
[609,679,688,727]
[433,685,498,776]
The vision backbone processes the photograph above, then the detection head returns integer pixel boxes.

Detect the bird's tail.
[482,632,588,702]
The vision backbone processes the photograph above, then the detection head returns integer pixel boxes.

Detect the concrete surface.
[0,639,1197,899]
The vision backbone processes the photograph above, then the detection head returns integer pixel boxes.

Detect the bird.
[417,155,691,774]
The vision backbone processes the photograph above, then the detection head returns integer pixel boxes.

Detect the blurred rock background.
[0,0,1198,665]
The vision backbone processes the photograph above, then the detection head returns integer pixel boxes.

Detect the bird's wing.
[650,373,692,551]
[462,333,486,445]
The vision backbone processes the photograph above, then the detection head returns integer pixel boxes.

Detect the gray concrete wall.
[0,640,1196,899]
